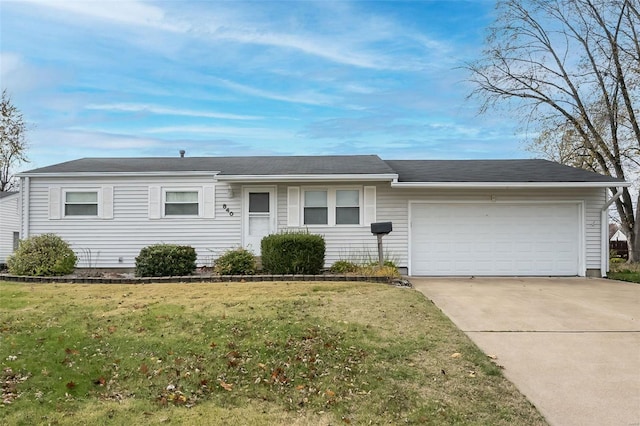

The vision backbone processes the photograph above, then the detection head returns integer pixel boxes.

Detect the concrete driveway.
[411,277,640,426]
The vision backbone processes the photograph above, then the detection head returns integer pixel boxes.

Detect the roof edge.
[216,173,399,182]
[391,181,630,188]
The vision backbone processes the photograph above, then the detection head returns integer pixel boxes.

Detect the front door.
[242,187,276,254]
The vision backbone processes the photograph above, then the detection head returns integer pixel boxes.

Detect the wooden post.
[377,234,384,267]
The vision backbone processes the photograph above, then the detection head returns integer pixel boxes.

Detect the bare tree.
[0,89,29,191]
[467,0,640,262]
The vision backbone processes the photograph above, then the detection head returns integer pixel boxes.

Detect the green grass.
[608,261,640,283]
[0,281,546,425]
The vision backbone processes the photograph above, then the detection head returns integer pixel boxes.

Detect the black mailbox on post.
[371,221,392,235]
[370,222,392,266]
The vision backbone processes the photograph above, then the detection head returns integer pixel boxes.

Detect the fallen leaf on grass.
[219,381,233,391]
[325,389,335,397]
[140,364,149,375]
[64,348,79,355]
[487,354,498,360]
[93,377,106,386]
[450,352,461,358]
[66,381,76,389]
[468,371,476,378]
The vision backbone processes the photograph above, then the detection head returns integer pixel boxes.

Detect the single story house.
[0,191,20,265]
[16,155,628,277]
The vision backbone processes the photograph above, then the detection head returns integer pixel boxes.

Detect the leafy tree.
[467,0,640,262]
[0,89,29,191]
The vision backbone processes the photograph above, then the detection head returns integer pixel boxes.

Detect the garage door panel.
[411,203,580,276]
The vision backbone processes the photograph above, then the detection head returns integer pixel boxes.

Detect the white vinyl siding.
[25,176,607,275]
[0,193,20,264]
[280,183,605,273]
[30,177,234,268]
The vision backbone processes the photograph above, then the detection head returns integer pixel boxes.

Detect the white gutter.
[391,181,631,189]
[16,171,220,178]
[601,187,625,276]
[215,173,398,182]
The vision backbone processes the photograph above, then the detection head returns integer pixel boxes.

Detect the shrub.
[135,244,197,277]
[214,247,256,275]
[261,231,325,274]
[330,260,359,273]
[7,233,77,276]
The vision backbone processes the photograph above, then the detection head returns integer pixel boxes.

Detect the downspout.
[601,188,623,276]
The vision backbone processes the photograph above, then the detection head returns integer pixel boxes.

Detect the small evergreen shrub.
[7,233,77,276]
[330,260,359,273]
[214,247,256,275]
[135,244,197,277]
[261,231,325,274]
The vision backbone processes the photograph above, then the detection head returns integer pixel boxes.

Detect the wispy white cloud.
[21,0,185,32]
[143,125,295,140]
[85,103,261,120]
[213,78,339,106]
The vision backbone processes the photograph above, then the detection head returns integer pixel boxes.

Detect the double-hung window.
[336,190,359,225]
[165,191,199,216]
[304,190,328,225]
[65,191,98,216]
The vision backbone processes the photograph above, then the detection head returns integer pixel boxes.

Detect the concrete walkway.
[411,277,640,426]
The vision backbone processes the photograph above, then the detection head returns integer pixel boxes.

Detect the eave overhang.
[215,173,399,183]
[390,180,631,189]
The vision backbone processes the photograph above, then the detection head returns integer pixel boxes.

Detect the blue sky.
[1,0,528,170]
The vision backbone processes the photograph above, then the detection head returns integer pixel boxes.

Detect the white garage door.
[410,203,581,276]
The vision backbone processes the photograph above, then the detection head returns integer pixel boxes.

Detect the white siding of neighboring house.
[0,193,20,264]
[24,175,606,274]
[25,176,241,268]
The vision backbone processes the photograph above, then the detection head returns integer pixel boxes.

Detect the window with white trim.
[164,190,199,216]
[300,187,363,226]
[336,189,359,225]
[304,190,328,225]
[65,191,98,216]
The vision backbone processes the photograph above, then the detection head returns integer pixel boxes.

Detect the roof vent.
[179,150,186,158]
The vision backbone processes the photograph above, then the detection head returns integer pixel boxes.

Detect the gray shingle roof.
[384,159,623,183]
[0,191,18,199]
[21,156,624,184]
[23,155,396,175]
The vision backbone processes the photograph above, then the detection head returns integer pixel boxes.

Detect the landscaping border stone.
[0,273,393,285]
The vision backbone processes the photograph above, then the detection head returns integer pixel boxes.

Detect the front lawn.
[0,281,546,425]
[608,261,640,283]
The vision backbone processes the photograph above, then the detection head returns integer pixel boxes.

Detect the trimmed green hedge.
[7,233,77,276]
[261,231,325,274]
[135,244,197,277]
[214,247,256,275]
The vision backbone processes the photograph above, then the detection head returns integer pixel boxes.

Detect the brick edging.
[0,273,392,284]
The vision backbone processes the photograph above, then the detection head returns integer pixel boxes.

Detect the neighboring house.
[0,191,20,266]
[16,155,628,277]
[610,229,627,242]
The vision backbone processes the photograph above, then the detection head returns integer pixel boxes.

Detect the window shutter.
[203,185,215,218]
[287,187,300,227]
[49,187,61,220]
[148,186,161,219]
[102,186,114,219]
[363,186,376,225]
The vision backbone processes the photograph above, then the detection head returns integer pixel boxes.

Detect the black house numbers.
[222,204,234,216]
